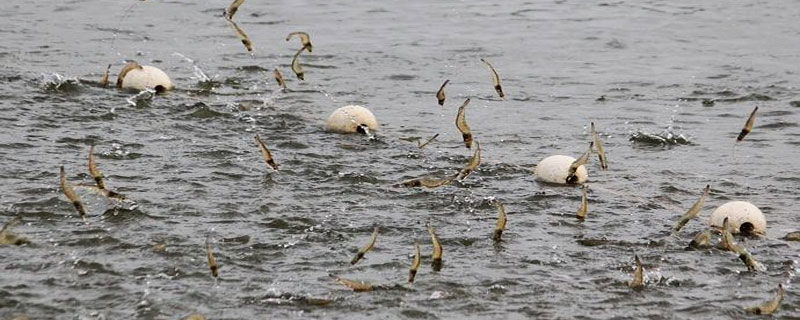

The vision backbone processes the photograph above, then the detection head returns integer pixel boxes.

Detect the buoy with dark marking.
[325,105,378,134]
[116,62,174,92]
[533,155,588,185]
[708,201,766,236]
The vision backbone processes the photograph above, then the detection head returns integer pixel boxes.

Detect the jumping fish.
[687,230,711,249]
[736,246,765,272]
[590,122,608,170]
[409,242,421,283]
[224,0,245,20]
[566,142,593,184]
[480,58,504,98]
[205,236,219,278]
[455,98,473,149]
[418,133,439,149]
[59,166,87,220]
[782,231,800,241]
[116,62,143,88]
[331,274,373,292]
[99,64,111,87]
[291,47,305,80]
[227,19,253,52]
[428,224,443,271]
[628,254,644,289]
[0,217,29,246]
[745,284,784,315]
[399,175,455,188]
[285,32,312,52]
[350,227,379,265]
[719,217,738,252]
[436,80,449,106]
[273,68,287,90]
[254,134,279,171]
[457,140,481,180]
[493,200,507,241]
[183,314,208,320]
[576,185,588,220]
[672,184,710,233]
[736,106,758,142]
[88,145,106,190]
[88,146,126,200]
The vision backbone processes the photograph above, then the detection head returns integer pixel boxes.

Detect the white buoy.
[325,105,379,134]
[708,201,766,235]
[117,63,174,92]
[533,155,588,185]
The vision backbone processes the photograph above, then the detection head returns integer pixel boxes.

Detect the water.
[1,0,800,318]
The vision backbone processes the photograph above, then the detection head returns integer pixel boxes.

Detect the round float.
[325,105,379,134]
[117,63,174,92]
[708,201,766,236]
[533,155,588,185]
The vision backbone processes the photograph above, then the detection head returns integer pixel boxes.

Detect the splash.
[39,73,80,91]
[173,53,212,82]
[629,130,691,146]
[126,88,156,107]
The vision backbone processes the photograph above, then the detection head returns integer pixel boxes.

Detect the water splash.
[173,53,212,82]
[629,130,691,146]
[39,73,80,91]
[126,88,156,107]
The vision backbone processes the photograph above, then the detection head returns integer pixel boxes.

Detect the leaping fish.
[436,80,449,106]
[672,184,710,233]
[409,242,421,283]
[227,19,253,52]
[628,254,644,289]
[205,236,219,279]
[455,98,473,149]
[331,274,373,292]
[566,142,593,184]
[0,217,29,246]
[399,175,456,188]
[745,284,784,315]
[88,145,106,190]
[224,0,245,20]
[291,47,305,80]
[718,217,739,252]
[493,200,507,241]
[736,246,765,272]
[428,224,443,271]
[686,230,711,249]
[590,122,608,170]
[59,166,87,220]
[273,68,287,90]
[116,62,143,88]
[576,185,588,220]
[457,140,481,180]
[350,227,379,265]
[285,32,312,52]
[480,58,504,99]
[418,133,439,149]
[99,64,111,87]
[88,146,126,200]
[736,106,758,142]
[254,134,279,171]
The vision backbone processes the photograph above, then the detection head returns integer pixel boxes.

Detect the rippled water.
[2,1,800,319]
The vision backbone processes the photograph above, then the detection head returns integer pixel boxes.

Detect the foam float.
[533,155,588,185]
[708,201,766,236]
[117,62,174,92]
[325,105,378,134]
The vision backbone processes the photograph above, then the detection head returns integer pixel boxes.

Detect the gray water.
[1,0,800,319]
